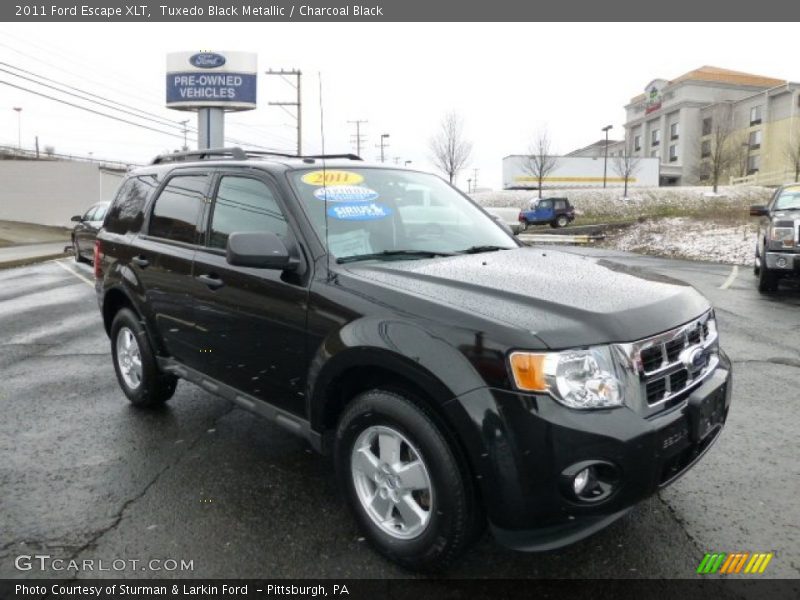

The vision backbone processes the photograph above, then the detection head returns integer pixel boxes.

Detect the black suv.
[95,148,732,570]
[750,183,800,293]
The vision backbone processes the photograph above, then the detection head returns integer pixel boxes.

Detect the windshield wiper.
[336,250,456,264]
[456,245,512,254]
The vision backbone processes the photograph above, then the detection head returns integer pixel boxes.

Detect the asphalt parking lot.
[1,249,799,579]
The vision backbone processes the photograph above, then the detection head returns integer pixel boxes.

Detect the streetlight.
[602,124,613,188]
[379,133,390,163]
[404,160,412,167]
[13,107,22,150]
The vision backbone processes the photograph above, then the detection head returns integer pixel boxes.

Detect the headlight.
[509,346,623,409]
[770,226,794,247]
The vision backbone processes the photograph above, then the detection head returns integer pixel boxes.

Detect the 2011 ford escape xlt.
[95,148,732,570]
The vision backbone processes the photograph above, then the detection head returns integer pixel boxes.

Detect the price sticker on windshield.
[301,170,364,186]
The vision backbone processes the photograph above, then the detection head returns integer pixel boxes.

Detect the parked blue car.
[518,197,575,230]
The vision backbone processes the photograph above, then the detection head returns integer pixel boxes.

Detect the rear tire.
[73,238,87,264]
[110,308,177,407]
[334,389,481,571]
[555,214,569,228]
[757,251,779,293]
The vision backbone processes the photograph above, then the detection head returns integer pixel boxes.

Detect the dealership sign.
[166,51,257,110]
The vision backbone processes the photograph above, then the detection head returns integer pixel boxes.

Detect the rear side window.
[208,176,288,249]
[149,175,207,244]
[105,175,158,235]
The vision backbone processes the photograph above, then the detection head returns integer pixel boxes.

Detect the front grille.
[616,310,719,413]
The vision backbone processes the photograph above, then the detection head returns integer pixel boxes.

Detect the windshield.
[774,187,800,210]
[288,168,517,261]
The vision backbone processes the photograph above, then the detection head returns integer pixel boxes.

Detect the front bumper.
[447,351,732,551]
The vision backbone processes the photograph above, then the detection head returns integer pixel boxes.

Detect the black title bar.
[4,0,800,22]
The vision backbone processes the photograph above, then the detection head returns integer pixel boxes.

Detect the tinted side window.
[539,200,552,209]
[149,175,207,244]
[106,176,159,235]
[554,200,566,210]
[208,176,288,249]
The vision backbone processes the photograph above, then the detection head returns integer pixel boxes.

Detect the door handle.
[196,274,225,290]
[132,255,149,268]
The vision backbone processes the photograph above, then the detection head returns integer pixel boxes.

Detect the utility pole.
[602,124,613,188]
[265,68,302,155]
[179,119,189,151]
[35,135,39,158]
[393,156,401,165]
[472,168,479,190]
[467,178,472,193]
[347,119,368,157]
[378,133,390,163]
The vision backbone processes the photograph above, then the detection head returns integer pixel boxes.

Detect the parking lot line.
[54,259,95,287]
[719,265,739,290]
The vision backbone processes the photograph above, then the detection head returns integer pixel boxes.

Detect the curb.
[0,253,69,270]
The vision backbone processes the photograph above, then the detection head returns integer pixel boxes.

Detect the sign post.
[166,51,258,149]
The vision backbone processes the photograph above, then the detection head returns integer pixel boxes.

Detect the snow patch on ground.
[472,185,771,222]
[600,218,757,266]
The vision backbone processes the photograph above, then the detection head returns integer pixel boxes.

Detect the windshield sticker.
[328,230,373,257]
[327,202,392,221]
[313,185,379,203]
[301,170,364,186]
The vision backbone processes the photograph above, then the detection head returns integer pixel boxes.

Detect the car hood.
[342,247,710,348]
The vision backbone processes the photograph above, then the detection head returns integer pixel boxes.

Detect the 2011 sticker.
[313,185,379,203]
[327,202,392,221]
[301,170,364,186]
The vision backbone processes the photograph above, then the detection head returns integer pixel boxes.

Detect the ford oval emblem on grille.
[684,347,708,373]
[190,53,226,68]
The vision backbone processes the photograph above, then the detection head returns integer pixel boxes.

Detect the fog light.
[573,467,592,495]
[776,257,788,268]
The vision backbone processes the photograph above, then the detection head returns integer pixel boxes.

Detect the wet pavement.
[0,251,798,579]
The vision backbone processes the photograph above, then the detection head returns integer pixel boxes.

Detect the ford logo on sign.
[190,53,226,69]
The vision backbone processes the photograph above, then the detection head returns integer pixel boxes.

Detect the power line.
[0,63,189,133]
[0,79,193,141]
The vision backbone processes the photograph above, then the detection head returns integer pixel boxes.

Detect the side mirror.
[749,205,768,217]
[71,215,83,222]
[226,231,295,270]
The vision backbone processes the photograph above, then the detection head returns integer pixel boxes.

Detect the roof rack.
[150,147,363,165]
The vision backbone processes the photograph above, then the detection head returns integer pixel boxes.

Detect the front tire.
[335,389,480,571]
[110,308,177,407]
[757,251,779,293]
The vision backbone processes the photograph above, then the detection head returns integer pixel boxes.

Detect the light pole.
[404,160,412,167]
[13,107,22,150]
[602,124,613,188]
[378,134,390,162]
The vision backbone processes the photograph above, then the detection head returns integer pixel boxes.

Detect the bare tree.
[429,111,472,185]
[785,124,800,182]
[694,104,739,193]
[612,138,641,198]
[521,129,558,198]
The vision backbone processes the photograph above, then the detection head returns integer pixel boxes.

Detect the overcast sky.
[1,22,798,189]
